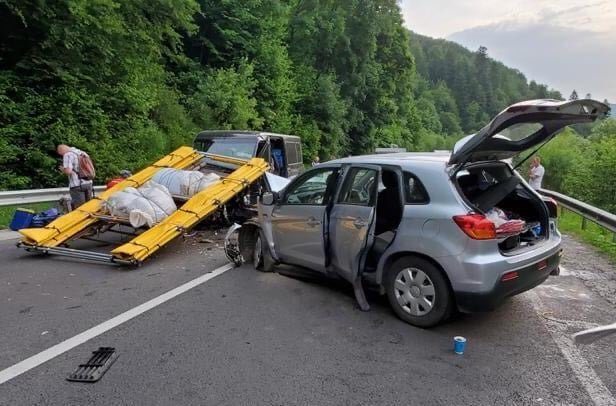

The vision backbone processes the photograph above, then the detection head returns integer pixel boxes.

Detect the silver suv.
[235,99,609,327]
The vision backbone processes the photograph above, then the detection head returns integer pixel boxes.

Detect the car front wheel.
[253,234,263,269]
[385,257,453,328]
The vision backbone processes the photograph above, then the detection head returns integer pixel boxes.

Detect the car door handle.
[307,217,321,227]
[353,219,368,229]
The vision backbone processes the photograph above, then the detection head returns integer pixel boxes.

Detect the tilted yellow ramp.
[19,146,202,248]
[111,157,269,263]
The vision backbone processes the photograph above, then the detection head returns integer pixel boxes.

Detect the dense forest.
[0,0,614,213]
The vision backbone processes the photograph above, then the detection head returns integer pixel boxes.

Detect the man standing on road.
[528,156,545,190]
[56,144,94,209]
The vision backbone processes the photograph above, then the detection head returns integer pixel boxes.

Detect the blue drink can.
[453,336,466,354]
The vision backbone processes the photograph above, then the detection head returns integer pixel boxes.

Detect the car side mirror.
[261,192,277,205]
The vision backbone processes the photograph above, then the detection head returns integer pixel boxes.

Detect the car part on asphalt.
[66,347,118,383]
[573,322,616,344]
[224,223,244,266]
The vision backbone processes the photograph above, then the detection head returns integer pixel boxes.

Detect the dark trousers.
[69,184,93,210]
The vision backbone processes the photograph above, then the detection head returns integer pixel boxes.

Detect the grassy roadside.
[0,203,54,230]
[558,209,616,264]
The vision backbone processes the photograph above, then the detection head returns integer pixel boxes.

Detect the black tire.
[253,233,264,270]
[384,256,453,328]
[239,226,272,272]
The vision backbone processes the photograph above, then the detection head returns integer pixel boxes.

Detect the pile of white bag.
[152,168,220,198]
[103,181,176,228]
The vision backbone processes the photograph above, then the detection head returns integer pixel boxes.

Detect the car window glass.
[498,123,543,141]
[196,138,257,159]
[338,168,377,206]
[294,143,302,164]
[404,172,429,204]
[284,168,335,205]
[286,142,298,164]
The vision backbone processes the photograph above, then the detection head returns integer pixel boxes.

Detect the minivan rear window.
[286,142,302,165]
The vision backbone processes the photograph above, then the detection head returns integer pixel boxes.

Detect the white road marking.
[527,290,616,406]
[0,263,234,385]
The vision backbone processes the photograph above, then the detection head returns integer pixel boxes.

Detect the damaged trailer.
[17,148,270,265]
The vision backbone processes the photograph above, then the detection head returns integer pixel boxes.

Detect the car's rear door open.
[328,164,381,311]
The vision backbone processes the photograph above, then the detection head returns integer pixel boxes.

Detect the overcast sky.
[399,0,615,102]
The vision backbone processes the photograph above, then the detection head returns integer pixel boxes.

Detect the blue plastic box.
[9,208,35,231]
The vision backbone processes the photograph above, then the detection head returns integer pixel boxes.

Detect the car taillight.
[453,214,496,240]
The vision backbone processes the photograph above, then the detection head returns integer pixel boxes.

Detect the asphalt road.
[0,231,614,405]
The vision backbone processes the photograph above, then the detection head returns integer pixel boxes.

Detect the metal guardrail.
[0,186,105,207]
[540,189,616,235]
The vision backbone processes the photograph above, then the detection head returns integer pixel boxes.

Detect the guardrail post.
[581,217,587,230]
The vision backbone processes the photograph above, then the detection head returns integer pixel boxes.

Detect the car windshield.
[196,138,257,159]
[498,122,543,141]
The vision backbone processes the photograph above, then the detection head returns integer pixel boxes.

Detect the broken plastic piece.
[67,347,118,383]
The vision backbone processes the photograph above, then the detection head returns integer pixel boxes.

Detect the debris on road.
[453,336,467,355]
[67,347,118,383]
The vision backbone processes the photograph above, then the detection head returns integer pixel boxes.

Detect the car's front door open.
[267,167,339,272]
[328,165,380,311]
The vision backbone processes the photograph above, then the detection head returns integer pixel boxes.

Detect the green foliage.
[187,62,263,130]
[409,32,562,134]
[559,210,616,264]
[530,128,589,192]
[565,135,616,213]
[0,0,570,190]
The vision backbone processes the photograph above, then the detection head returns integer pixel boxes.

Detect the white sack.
[153,168,220,198]
[104,181,176,228]
[485,207,508,228]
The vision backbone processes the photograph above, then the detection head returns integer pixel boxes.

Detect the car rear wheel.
[385,257,452,328]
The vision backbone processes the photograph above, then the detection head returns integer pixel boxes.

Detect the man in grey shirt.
[57,144,93,209]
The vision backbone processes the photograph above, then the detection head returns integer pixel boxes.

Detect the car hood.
[449,99,610,166]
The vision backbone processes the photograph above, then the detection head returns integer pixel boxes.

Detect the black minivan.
[194,130,304,179]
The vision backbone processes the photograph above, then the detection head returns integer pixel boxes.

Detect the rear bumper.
[454,249,561,313]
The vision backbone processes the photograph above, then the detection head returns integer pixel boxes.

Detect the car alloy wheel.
[393,267,436,316]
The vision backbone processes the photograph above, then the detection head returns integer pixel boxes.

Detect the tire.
[384,256,453,328]
[239,226,273,272]
[253,233,264,270]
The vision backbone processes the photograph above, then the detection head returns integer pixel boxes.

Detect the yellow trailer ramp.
[111,157,269,264]
[18,146,202,250]
[17,152,269,265]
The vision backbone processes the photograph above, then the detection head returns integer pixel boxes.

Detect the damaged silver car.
[228,99,609,327]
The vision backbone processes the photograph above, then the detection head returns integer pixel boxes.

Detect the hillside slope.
[409,31,562,134]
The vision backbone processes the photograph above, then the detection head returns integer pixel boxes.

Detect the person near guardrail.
[56,144,94,210]
[528,156,545,190]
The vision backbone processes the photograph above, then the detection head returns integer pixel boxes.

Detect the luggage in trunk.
[455,162,549,253]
